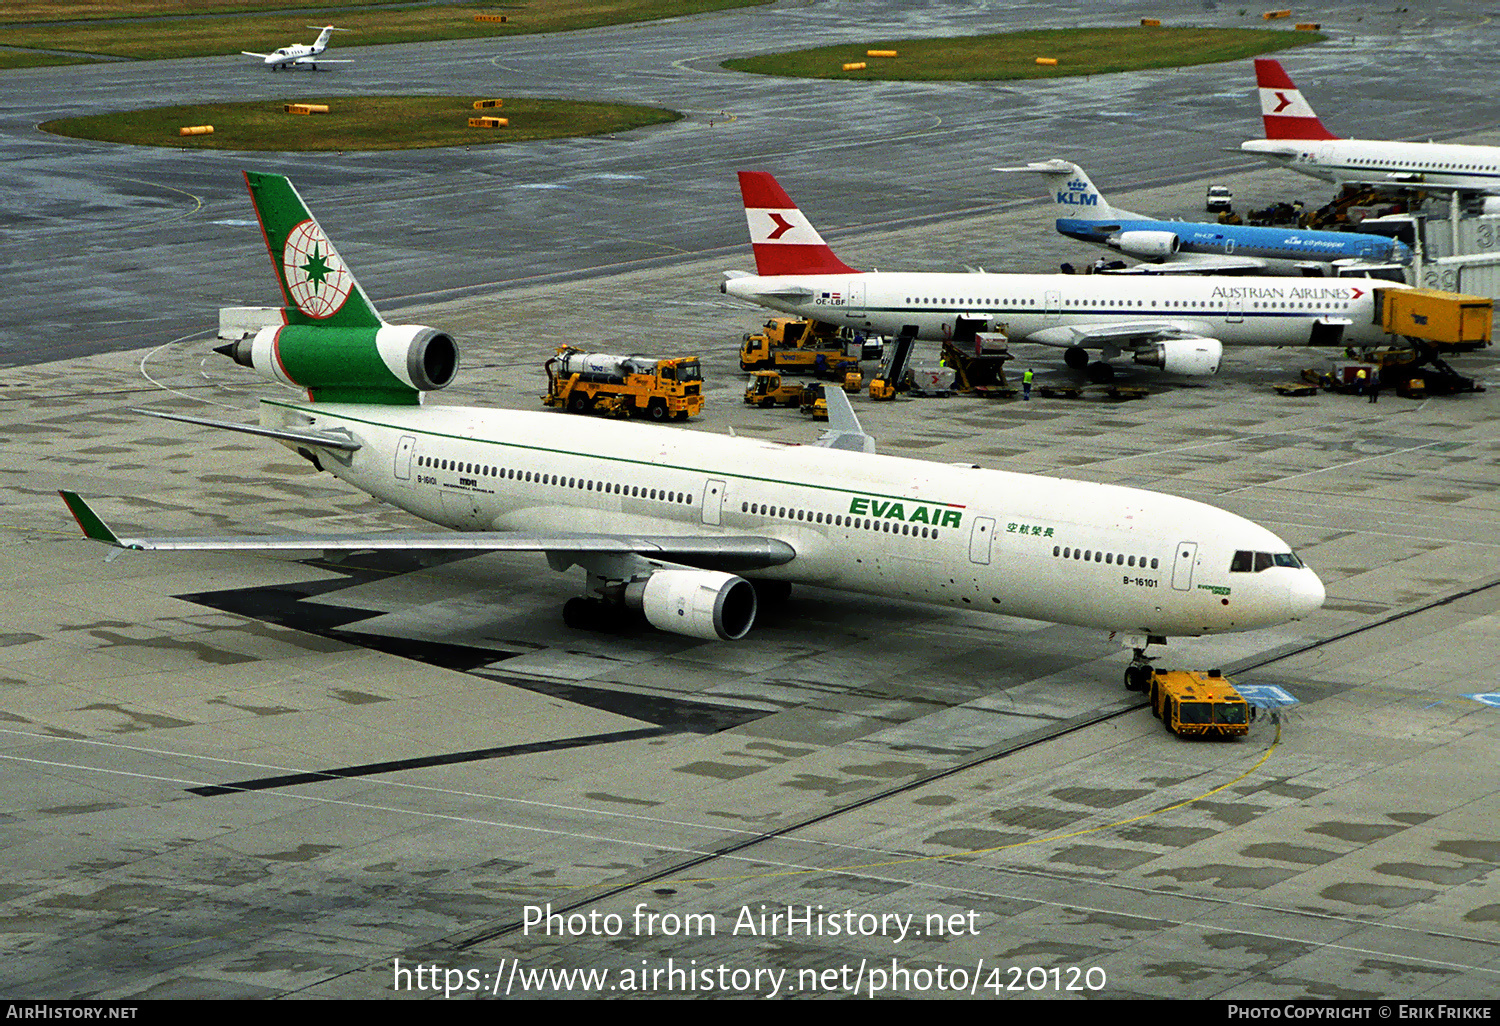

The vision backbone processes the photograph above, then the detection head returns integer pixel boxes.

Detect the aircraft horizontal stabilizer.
[136,409,362,451]
[59,492,797,571]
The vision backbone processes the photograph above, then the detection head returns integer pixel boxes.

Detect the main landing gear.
[562,596,632,632]
[1063,345,1116,383]
[1123,634,1167,691]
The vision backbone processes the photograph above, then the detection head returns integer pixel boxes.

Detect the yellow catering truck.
[1378,287,1492,349]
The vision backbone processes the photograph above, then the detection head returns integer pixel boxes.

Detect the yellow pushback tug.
[1149,670,1251,738]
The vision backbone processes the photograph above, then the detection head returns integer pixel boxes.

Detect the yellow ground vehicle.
[1378,287,1492,349]
[799,383,828,421]
[743,370,804,408]
[1149,670,1251,739]
[739,318,873,377]
[941,334,1012,393]
[543,347,703,421]
[869,329,917,401]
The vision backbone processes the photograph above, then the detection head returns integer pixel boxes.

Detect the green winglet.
[59,491,121,545]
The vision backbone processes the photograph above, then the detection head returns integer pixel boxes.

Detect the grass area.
[0,0,765,69]
[722,26,1323,81]
[38,95,682,150]
[0,1,411,24]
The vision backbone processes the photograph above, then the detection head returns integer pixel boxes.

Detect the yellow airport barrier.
[1295,22,1320,30]
[178,125,213,136]
[474,13,508,22]
[1263,9,1291,19]
[866,50,897,57]
[1140,18,1162,26]
[469,116,508,128]
[283,103,328,115]
[473,98,504,110]
[1035,57,1058,66]
[842,62,867,71]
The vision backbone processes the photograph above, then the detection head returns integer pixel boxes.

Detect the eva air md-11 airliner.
[62,173,1323,689]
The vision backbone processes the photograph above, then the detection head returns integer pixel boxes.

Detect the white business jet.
[61,173,1324,690]
[720,171,1405,381]
[242,25,352,71]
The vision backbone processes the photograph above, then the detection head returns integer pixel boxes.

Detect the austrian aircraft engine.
[1132,338,1224,376]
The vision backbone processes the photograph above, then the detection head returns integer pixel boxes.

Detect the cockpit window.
[1231,550,1305,572]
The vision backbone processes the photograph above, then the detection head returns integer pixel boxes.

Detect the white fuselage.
[723,269,1392,347]
[264,44,321,68]
[261,398,1324,639]
[1242,137,1500,194]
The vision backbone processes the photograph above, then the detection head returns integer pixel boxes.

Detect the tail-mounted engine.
[217,323,458,405]
[1111,230,1181,260]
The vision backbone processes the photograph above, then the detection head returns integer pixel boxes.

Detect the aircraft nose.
[1288,570,1325,620]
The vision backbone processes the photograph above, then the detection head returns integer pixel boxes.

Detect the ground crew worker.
[1368,367,1381,403]
[1355,367,1368,397]
[1022,367,1034,401]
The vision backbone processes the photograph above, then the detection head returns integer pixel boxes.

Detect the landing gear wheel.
[1064,346,1089,370]
[1123,642,1159,692]
[562,597,593,630]
[751,580,792,604]
[1087,361,1116,383]
[563,598,629,632]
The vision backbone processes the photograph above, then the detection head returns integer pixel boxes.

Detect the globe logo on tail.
[282,219,353,319]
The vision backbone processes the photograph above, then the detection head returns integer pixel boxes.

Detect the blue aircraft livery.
[1001,159,1410,276]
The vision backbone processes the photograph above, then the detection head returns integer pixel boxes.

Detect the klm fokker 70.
[1000,159,1410,274]
[62,174,1324,688]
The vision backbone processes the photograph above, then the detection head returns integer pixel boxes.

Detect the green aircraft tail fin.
[242,171,383,329]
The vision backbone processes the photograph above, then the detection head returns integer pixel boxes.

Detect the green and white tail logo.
[282,219,353,319]
[244,170,381,329]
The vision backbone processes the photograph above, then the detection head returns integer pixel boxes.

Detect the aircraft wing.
[1022,320,1212,349]
[1108,254,1270,274]
[60,492,796,573]
[292,56,353,64]
[241,51,273,58]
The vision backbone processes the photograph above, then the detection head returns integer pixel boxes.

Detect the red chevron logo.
[1272,91,1293,114]
[767,213,795,240]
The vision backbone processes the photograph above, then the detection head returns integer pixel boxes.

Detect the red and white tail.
[1254,59,1338,141]
[738,171,856,276]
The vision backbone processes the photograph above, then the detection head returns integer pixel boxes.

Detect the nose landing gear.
[1123,634,1167,691]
